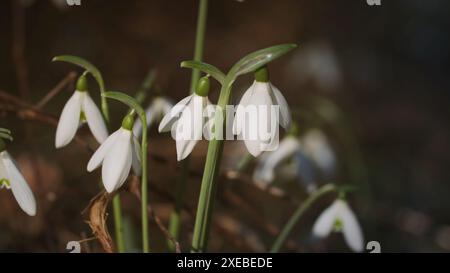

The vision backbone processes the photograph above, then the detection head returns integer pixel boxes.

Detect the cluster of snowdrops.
[0,44,365,252]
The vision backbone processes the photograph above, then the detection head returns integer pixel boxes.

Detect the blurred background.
[0,0,449,252]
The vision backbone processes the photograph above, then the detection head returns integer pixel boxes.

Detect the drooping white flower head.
[0,143,36,216]
[55,75,108,148]
[312,199,364,252]
[87,115,141,193]
[253,136,300,184]
[301,129,336,178]
[133,96,173,137]
[158,77,212,161]
[233,67,291,157]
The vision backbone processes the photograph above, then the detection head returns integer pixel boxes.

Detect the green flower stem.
[141,120,149,253]
[190,0,209,93]
[112,195,125,252]
[98,75,126,254]
[168,0,209,251]
[168,158,188,251]
[191,83,232,252]
[270,184,337,253]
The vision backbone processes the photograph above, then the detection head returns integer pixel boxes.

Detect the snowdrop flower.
[301,129,336,178]
[158,76,212,161]
[253,136,300,184]
[87,115,141,193]
[133,96,173,136]
[0,139,36,216]
[233,66,291,157]
[55,75,108,148]
[312,199,364,252]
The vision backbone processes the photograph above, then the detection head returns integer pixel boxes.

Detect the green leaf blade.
[181,61,225,84]
[229,43,297,79]
[52,55,105,92]
[103,91,146,125]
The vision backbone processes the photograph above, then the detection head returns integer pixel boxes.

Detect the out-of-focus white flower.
[20,0,71,10]
[133,96,173,136]
[253,136,300,183]
[158,77,212,161]
[0,149,36,216]
[288,41,342,91]
[87,115,141,193]
[55,75,108,148]
[301,129,336,178]
[233,67,291,157]
[312,199,364,252]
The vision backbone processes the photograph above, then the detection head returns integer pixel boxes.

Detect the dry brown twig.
[36,71,77,109]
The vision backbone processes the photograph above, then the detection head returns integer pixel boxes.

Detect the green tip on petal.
[121,114,135,131]
[195,76,210,97]
[254,66,269,82]
[76,74,88,92]
[333,218,343,232]
[0,178,10,189]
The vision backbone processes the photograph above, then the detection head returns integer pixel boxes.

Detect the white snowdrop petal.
[204,98,218,140]
[1,152,36,216]
[337,200,364,252]
[192,95,205,140]
[55,91,82,148]
[158,95,193,133]
[131,136,142,175]
[243,138,263,157]
[176,139,199,161]
[82,93,109,144]
[268,136,300,164]
[249,83,273,145]
[0,158,8,187]
[312,201,339,238]
[302,129,336,177]
[161,98,174,116]
[253,136,300,183]
[87,130,121,172]
[233,82,255,135]
[132,119,143,137]
[253,162,274,184]
[270,83,292,129]
[102,129,133,193]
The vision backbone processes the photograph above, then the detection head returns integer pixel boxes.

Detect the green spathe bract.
[183,43,298,252]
